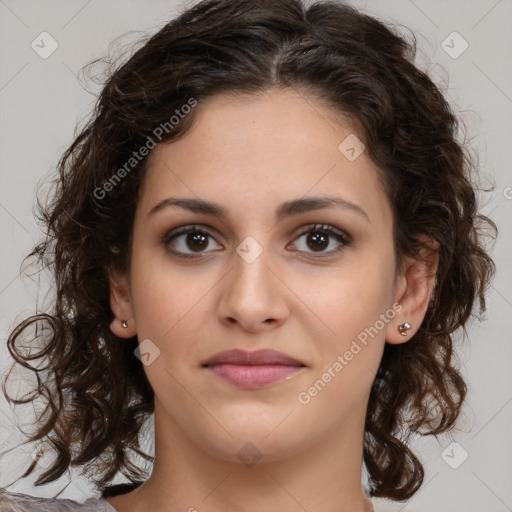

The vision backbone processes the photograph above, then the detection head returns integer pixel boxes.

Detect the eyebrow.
[148,195,370,223]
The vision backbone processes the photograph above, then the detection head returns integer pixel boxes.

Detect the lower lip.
[205,363,305,389]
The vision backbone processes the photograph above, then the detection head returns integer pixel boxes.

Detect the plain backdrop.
[0,1,511,511]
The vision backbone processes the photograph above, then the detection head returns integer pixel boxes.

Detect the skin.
[107,88,438,512]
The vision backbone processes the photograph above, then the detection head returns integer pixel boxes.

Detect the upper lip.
[202,349,306,367]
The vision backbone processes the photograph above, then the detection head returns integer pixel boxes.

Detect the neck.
[120,399,373,512]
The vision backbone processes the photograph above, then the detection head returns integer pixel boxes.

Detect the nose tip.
[217,248,290,332]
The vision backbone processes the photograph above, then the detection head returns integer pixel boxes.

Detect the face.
[110,88,412,464]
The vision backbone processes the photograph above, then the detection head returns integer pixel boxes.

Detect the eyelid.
[293,223,351,243]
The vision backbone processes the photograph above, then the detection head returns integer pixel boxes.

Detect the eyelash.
[161,223,352,260]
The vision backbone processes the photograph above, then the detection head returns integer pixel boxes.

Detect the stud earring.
[121,320,128,328]
[398,322,412,336]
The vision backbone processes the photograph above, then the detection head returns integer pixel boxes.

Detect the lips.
[202,348,305,367]
[202,349,307,389]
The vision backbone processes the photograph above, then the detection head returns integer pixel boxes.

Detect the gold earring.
[398,322,412,336]
[121,320,128,328]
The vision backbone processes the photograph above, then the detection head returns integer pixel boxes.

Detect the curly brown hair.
[2,0,496,502]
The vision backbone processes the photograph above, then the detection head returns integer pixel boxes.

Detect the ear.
[385,237,439,344]
[109,269,137,338]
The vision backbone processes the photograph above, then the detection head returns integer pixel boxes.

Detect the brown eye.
[161,225,222,259]
[161,223,350,261]
[291,224,351,257]
[184,232,209,252]
[306,231,329,252]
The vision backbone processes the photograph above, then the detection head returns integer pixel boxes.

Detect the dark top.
[100,481,144,498]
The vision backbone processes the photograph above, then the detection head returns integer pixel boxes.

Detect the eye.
[161,225,222,259]
[161,223,351,260]
[289,223,351,257]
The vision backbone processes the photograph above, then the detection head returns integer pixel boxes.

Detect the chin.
[194,419,311,466]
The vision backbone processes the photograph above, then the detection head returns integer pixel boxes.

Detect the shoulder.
[0,488,115,511]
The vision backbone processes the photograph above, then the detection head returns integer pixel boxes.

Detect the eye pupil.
[187,232,208,252]
[307,232,329,251]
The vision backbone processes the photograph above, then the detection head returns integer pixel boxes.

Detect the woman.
[0,0,496,510]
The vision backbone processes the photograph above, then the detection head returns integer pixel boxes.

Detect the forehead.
[139,89,392,230]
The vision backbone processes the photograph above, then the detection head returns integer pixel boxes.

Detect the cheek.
[129,229,212,334]
[294,272,394,418]
[131,266,213,344]
[297,252,397,394]
[304,252,396,333]
[128,265,213,402]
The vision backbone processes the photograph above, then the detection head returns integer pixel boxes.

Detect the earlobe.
[386,237,439,345]
[109,270,137,338]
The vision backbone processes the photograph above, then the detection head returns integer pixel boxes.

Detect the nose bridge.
[231,234,276,300]
[218,233,288,329]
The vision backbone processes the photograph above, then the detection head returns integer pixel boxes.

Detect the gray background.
[0,1,511,511]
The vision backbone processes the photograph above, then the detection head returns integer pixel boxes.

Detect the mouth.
[202,349,307,390]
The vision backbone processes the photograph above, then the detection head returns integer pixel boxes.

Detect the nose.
[217,240,290,334]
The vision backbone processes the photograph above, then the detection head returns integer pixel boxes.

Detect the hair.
[1,0,496,502]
